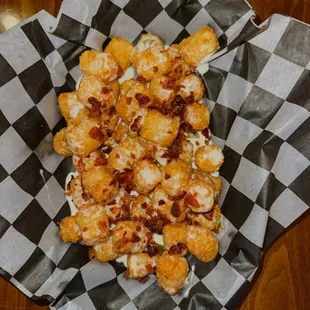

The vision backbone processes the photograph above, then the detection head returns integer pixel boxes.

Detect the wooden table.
[0,1,309,309]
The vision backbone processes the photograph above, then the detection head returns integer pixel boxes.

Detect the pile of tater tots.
[54,26,224,296]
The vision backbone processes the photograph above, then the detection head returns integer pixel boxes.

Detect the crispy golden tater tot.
[179,26,219,67]
[183,102,210,131]
[59,216,81,243]
[163,223,188,249]
[128,253,158,279]
[105,37,133,71]
[91,236,119,262]
[194,145,224,173]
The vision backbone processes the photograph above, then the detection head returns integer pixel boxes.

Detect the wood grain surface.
[0,1,309,309]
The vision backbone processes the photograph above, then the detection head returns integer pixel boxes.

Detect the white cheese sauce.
[116,254,128,267]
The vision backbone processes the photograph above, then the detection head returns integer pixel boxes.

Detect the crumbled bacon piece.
[124,270,129,280]
[98,221,107,231]
[168,191,186,201]
[158,199,166,206]
[130,115,142,132]
[180,122,195,133]
[203,208,214,221]
[185,91,195,104]
[137,75,146,83]
[88,97,101,117]
[94,154,108,166]
[161,79,174,90]
[89,127,105,141]
[102,87,110,94]
[109,170,134,192]
[77,159,86,174]
[141,202,148,209]
[168,243,187,255]
[139,274,150,284]
[161,132,183,159]
[130,233,141,243]
[171,201,181,218]
[202,127,210,142]
[135,93,150,108]
[184,193,200,207]
[146,243,159,257]
[106,128,113,137]
[153,66,158,73]
[88,247,95,259]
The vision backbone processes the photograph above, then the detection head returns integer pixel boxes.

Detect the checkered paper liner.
[0,0,309,309]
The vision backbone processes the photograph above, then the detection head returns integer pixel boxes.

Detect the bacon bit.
[141,202,148,209]
[131,233,141,243]
[139,274,150,284]
[158,199,166,206]
[81,192,90,201]
[88,247,95,259]
[130,153,136,159]
[161,79,174,90]
[202,127,210,141]
[171,201,181,218]
[167,130,172,134]
[136,226,142,232]
[77,159,86,174]
[203,208,214,221]
[146,264,154,273]
[185,92,195,104]
[137,75,146,83]
[168,242,187,255]
[98,221,107,231]
[152,146,158,152]
[115,153,120,159]
[135,93,150,108]
[161,132,183,159]
[196,141,200,146]
[153,66,158,73]
[146,243,159,257]
[180,122,195,133]
[109,170,134,191]
[82,227,88,232]
[184,193,200,207]
[166,95,187,118]
[94,154,108,166]
[214,228,220,234]
[130,115,142,132]
[106,128,113,137]
[126,97,132,105]
[124,270,130,280]
[109,106,117,116]
[107,199,116,206]
[102,87,110,94]
[88,97,101,117]
[89,127,105,141]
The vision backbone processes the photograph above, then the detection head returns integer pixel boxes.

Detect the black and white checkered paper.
[0,1,309,309]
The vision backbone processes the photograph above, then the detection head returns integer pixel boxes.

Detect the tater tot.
[186,225,218,262]
[76,204,110,246]
[128,253,158,279]
[187,205,222,232]
[76,75,106,108]
[120,78,137,96]
[91,236,119,262]
[112,221,152,254]
[184,178,215,213]
[183,103,210,131]
[58,92,89,125]
[73,150,108,174]
[139,110,180,147]
[82,166,119,203]
[67,175,95,209]
[53,127,73,157]
[149,75,176,106]
[105,37,133,71]
[131,33,164,59]
[108,136,146,171]
[133,159,162,194]
[179,26,219,67]
[132,47,173,81]
[176,74,205,103]
[167,44,192,80]
[156,253,188,296]
[208,175,222,202]
[116,80,152,124]
[162,223,188,249]
[194,145,224,172]
[152,185,187,223]
[59,216,81,243]
[66,118,107,156]
[79,51,123,83]
[161,159,191,196]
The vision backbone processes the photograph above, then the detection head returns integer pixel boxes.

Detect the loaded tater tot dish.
[54,27,224,296]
